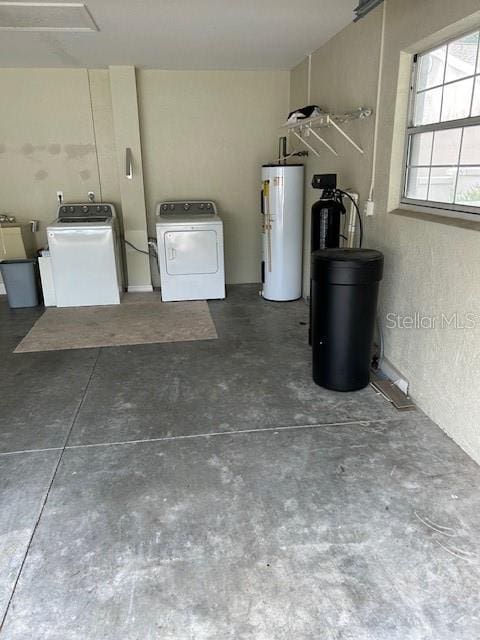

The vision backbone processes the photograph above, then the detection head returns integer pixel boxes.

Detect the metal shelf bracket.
[283,107,372,157]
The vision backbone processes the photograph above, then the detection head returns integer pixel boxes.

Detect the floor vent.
[370,370,416,412]
[0,2,98,31]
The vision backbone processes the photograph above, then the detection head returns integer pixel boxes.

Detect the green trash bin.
[0,259,39,308]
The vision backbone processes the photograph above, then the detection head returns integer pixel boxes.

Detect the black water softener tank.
[311,248,384,391]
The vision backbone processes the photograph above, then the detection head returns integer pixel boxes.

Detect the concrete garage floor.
[1,285,479,639]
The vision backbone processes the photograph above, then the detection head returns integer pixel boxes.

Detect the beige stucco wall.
[137,70,290,285]
[291,0,480,463]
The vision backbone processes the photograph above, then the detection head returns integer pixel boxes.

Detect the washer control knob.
[200,203,204,209]
[103,205,109,212]
[206,203,211,209]
[69,206,75,212]
[170,204,175,210]
[82,205,89,213]
[184,203,190,211]
[96,206,101,212]
[62,206,67,213]
[162,204,168,211]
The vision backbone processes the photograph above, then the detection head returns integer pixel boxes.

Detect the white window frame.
[401,29,480,217]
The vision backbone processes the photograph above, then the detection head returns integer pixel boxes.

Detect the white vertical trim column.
[109,65,152,291]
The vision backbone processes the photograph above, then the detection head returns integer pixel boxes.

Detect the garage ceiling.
[0,0,356,70]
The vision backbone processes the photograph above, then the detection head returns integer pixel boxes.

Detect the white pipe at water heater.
[261,164,304,301]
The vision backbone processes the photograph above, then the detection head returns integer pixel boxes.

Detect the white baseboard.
[127,284,154,293]
[379,358,409,396]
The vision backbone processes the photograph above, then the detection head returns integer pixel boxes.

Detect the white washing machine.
[155,200,225,302]
[47,203,123,307]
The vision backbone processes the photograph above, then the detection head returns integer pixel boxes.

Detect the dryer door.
[164,229,219,275]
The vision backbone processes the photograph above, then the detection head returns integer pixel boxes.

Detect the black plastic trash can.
[311,248,384,391]
[0,259,39,308]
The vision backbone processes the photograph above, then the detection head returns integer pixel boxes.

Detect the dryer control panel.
[156,201,217,216]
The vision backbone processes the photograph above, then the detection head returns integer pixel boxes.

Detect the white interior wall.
[137,70,290,285]
[0,69,111,248]
[0,68,289,287]
[290,0,480,464]
[87,69,120,205]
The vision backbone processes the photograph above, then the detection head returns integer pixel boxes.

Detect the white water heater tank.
[261,164,304,301]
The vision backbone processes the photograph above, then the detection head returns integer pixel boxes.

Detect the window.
[402,30,480,215]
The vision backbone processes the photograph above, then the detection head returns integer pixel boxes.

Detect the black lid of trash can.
[0,259,36,265]
[311,248,383,285]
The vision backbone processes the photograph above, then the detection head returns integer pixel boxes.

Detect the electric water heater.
[261,164,304,301]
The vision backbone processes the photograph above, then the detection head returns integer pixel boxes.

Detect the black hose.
[124,238,150,256]
[122,237,160,275]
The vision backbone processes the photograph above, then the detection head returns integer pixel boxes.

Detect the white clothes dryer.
[155,201,225,302]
